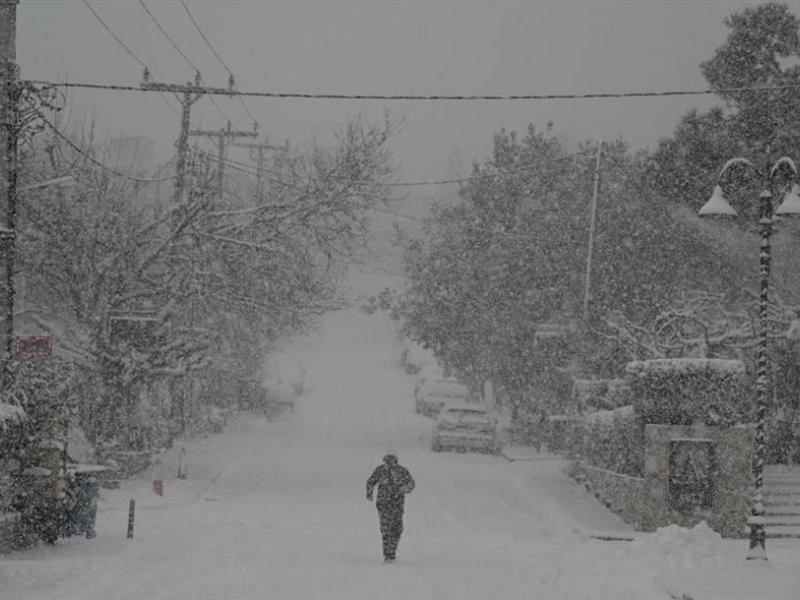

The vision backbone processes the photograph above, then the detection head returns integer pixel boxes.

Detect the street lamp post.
[699,156,800,561]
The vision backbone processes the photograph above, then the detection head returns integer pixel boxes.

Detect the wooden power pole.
[141,71,206,221]
[1,0,20,360]
[189,120,257,201]
[233,137,286,200]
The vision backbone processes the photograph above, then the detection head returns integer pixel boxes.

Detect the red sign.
[15,335,53,358]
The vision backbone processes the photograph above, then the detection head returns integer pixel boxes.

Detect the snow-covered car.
[415,378,471,417]
[400,342,436,375]
[431,403,501,454]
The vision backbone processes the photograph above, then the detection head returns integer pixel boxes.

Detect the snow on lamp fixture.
[698,185,737,216]
[775,183,800,215]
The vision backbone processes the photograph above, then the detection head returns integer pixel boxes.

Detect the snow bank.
[628,521,726,568]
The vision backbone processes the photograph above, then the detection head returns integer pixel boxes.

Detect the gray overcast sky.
[16,1,789,182]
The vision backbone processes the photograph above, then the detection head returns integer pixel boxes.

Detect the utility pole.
[233,137,286,200]
[1,0,19,361]
[140,72,207,438]
[189,120,257,201]
[582,140,603,324]
[141,71,205,221]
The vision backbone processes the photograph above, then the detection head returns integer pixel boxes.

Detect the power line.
[212,147,572,188]
[25,79,800,101]
[178,0,233,74]
[39,111,178,183]
[383,158,573,186]
[177,0,260,127]
[195,149,291,186]
[81,0,148,70]
[138,0,200,73]
[79,0,180,116]
[136,0,231,123]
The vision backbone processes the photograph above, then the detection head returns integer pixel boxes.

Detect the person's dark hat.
[383,453,398,465]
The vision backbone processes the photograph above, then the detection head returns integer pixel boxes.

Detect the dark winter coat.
[366,462,415,511]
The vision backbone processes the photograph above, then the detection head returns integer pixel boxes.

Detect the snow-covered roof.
[625,358,745,376]
[0,402,25,424]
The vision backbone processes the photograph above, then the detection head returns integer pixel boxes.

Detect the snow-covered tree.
[16,115,394,450]
[398,124,747,417]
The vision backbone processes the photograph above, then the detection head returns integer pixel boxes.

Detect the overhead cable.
[136,0,232,123]
[81,0,148,69]
[79,0,179,115]
[40,111,178,183]
[25,80,800,101]
[178,0,261,126]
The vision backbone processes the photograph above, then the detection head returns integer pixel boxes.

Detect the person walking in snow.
[366,453,415,563]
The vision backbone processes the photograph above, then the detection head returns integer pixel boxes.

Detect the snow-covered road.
[2,305,673,600]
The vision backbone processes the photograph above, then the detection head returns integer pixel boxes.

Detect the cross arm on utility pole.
[232,139,286,152]
[189,121,258,200]
[231,137,288,199]
[189,120,258,139]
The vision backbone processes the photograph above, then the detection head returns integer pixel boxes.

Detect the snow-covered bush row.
[626,359,748,426]
[571,378,631,412]
[570,405,645,477]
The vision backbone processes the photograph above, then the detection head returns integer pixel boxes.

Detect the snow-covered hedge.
[571,378,632,411]
[572,405,644,477]
[625,359,748,425]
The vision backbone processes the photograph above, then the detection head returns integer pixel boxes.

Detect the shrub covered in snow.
[625,358,748,425]
[571,378,632,412]
[573,405,645,477]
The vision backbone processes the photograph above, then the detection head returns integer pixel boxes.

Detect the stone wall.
[644,424,753,538]
[0,512,24,554]
[570,462,662,530]
[571,424,753,537]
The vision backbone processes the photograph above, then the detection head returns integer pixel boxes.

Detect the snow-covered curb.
[500,446,560,462]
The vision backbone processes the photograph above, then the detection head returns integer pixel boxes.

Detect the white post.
[583,140,603,322]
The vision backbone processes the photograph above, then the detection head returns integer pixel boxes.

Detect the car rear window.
[425,381,468,397]
[445,409,490,419]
